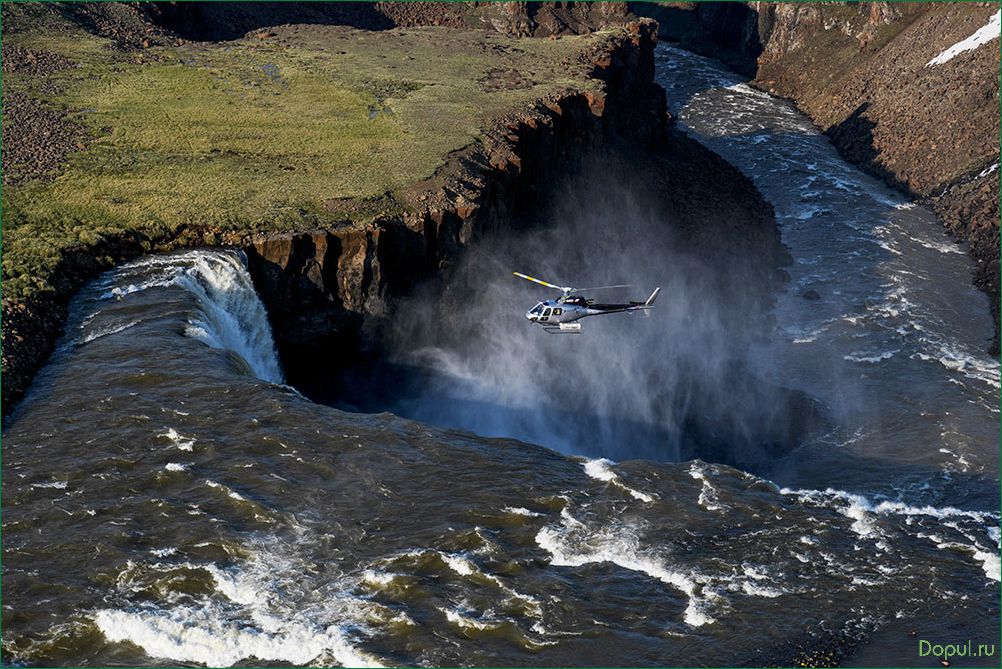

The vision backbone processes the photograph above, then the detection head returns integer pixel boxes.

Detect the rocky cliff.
[137,1,635,41]
[241,20,787,395]
[636,1,1000,353]
[1,9,785,415]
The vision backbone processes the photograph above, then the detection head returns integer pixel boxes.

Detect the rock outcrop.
[636,1,1000,353]
[140,2,635,42]
[242,20,787,395]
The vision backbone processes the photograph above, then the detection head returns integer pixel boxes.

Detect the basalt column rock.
[244,20,787,397]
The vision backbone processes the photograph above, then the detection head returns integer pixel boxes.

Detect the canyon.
[1,2,783,413]
[637,1,1000,352]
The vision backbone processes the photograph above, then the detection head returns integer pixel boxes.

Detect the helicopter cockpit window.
[542,308,552,317]
[531,303,544,315]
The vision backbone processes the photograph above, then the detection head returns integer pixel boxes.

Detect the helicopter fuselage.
[525,295,648,326]
[514,272,660,333]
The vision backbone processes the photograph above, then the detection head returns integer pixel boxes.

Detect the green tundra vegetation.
[2,16,606,299]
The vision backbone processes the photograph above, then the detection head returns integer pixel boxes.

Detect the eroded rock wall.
[244,20,786,395]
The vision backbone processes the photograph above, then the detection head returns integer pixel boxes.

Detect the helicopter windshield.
[530,303,545,315]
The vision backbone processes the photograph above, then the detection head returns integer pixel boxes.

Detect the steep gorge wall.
[636,1,1000,353]
[1,14,785,415]
[139,1,634,41]
[242,20,787,395]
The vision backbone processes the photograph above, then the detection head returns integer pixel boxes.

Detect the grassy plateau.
[2,14,606,299]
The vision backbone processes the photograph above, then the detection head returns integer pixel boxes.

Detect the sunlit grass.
[2,20,605,299]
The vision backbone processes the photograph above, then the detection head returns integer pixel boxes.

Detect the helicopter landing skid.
[542,323,582,334]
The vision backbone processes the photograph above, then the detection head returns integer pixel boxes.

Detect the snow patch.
[927,10,1000,66]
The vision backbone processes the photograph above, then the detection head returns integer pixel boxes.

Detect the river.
[2,45,998,667]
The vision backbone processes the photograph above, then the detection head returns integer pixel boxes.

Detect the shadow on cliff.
[826,102,910,193]
[631,1,764,77]
[145,2,394,41]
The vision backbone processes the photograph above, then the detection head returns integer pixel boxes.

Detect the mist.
[345,158,826,470]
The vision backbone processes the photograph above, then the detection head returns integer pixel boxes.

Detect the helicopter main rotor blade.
[513,272,572,293]
[572,284,633,292]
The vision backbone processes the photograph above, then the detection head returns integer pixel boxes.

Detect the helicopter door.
[540,307,552,322]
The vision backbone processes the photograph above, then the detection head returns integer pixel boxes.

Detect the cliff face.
[1,14,786,414]
[243,20,787,395]
[142,1,634,41]
[638,1,1000,353]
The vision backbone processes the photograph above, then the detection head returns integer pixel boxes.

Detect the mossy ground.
[2,18,605,299]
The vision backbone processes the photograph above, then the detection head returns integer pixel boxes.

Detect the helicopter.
[514,272,660,333]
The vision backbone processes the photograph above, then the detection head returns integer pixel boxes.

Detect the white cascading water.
[174,252,285,384]
[94,249,284,384]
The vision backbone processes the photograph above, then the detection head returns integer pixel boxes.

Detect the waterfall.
[93,249,285,384]
[174,251,285,385]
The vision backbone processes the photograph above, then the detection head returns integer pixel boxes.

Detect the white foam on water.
[583,458,617,482]
[150,547,177,558]
[438,551,542,617]
[870,500,996,522]
[913,343,1000,390]
[30,480,69,490]
[972,548,1001,582]
[724,82,773,101]
[927,10,1001,66]
[843,350,898,364]
[204,480,248,503]
[726,564,785,598]
[783,487,1001,582]
[503,506,542,517]
[159,428,195,451]
[94,533,383,667]
[740,582,783,598]
[93,605,379,668]
[441,607,500,632]
[441,553,477,577]
[79,318,143,345]
[905,234,965,255]
[783,488,883,541]
[582,459,656,503]
[689,463,725,511]
[164,463,188,472]
[361,570,399,589]
[535,510,713,626]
